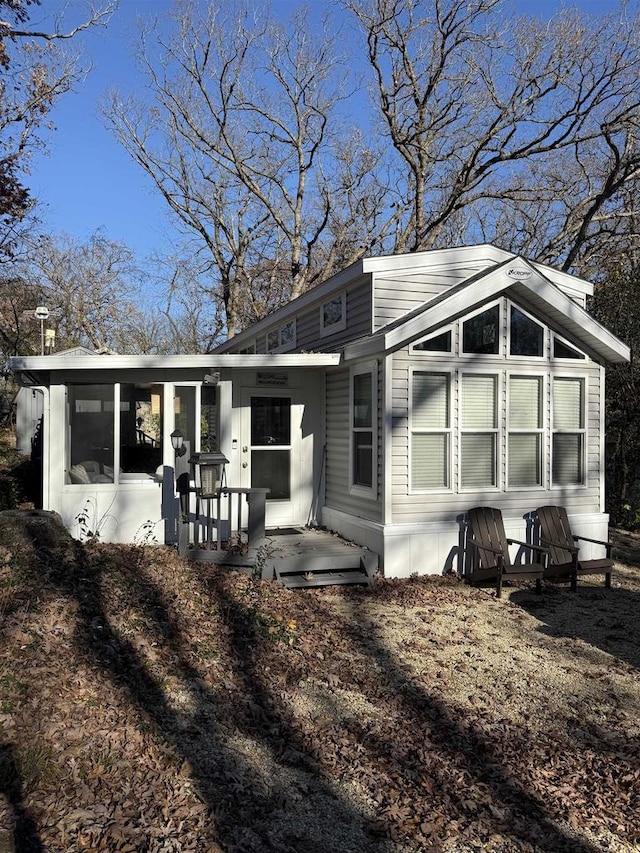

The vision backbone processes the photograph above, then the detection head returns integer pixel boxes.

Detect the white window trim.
[551,333,588,362]
[239,341,256,355]
[320,293,347,337]
[551,373,588,489]
[409,368,452,493]
[506,372,546,490]
[459,299,503,359]
[507,301,546,360]
[349,360,377,498]
[458,370,501,492]
[411,326,454,355]
[266,320,296,353]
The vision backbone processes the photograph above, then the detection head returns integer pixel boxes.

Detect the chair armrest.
[508,538,549,564]
[469,539,503,556]
[573,534,613,557]
[541,537,579,555]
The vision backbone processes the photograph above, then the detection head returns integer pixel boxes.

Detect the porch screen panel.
[461,374,497,489]
[411,372,450,489]
[552,377,585,486]
[68,384,114,480]
[508,376,543,487]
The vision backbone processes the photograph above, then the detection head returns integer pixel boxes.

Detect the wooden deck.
[187,526,379,588]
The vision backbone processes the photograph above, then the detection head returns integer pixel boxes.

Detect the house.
[9,245,630,577]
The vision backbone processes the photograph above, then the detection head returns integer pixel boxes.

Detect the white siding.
[324,366,382,522]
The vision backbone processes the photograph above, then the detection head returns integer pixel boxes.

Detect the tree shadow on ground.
[312,585,608,853]
[0,743,44,853]
[511,577,640,671]
[12,517,386,852]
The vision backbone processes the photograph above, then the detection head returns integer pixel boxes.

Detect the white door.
[241,389,303,529]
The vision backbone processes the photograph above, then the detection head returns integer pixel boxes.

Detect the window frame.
[411,327,454,355]
[551,374,587,488]
[507,302,546,360]
[266,320,296,353]
[349,361,377,498]
[506,372,546,490]
[409,369,452,493]
[320,293,347,337]
[459,371,501,492]
[552,334,587,361]
[460,301,502,358]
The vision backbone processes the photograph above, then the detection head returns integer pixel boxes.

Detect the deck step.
[267,551,378,588]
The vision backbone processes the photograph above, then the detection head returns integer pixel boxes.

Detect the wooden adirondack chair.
[467,506,546,598]
[535,505,614,592]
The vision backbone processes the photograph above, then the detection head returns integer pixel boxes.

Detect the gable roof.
[214,243,595,354]
[343,257,630,364]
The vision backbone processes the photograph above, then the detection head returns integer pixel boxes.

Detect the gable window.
[462,304,500,355]
[508,375,543,487]
[412,329,452,353]
[553,336,586,360]
[460,374,498,489]
[510,306,544,357]
[350,364,376,493]
[411,372,451,490]
[552,377,585,486]
[267,320,296,352]
[239,342,256,355]
[320,294,346,336]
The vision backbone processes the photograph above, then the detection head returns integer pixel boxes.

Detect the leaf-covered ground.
[0,513,639,853]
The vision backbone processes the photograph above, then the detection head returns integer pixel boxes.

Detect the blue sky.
[26,0,627,265]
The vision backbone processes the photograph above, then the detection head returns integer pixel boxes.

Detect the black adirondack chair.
[536,505,614,592]
[467,506,546,598]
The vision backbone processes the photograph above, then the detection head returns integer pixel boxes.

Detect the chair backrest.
[468,506,511,570]
[536,505,574,565]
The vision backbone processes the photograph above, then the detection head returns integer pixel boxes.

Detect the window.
[351,365,376,492]
[67,383,166,484]
[267,320,296,352]
[510,306,544,357]
[553,336,585,360]
[412,329,452,353]
[552,377,585,486]
[239,342,256,355]
[460,374,498,489]
[462,304,500,354]
[201,386,219,452]
[68,385,115,483]
[508,376,543,487]
[121,384,163,475]
[411,372,451,490]
[320,294,346,336]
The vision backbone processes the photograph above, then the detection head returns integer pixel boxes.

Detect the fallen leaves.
[0,519,639,851]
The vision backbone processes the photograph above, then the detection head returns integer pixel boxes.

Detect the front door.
[241,389,302,529]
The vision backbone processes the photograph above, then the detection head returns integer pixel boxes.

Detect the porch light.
[189,451,229,497]
[170,428,187,456]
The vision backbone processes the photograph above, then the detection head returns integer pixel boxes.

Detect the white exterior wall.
[321,506,611,578]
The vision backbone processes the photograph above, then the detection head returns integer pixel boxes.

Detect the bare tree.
[346,0,640,271]
[105,0,395,338]
[0,1,116,256]
[28,232,148,354]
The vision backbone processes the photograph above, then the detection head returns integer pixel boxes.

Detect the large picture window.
[351,365,376,493]
[411,372,451,490]
[552,377,585,486]
[461,374,498,489]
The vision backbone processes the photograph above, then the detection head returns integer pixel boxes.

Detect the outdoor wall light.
[170,428,187,456]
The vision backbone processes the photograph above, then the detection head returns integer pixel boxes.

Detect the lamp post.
[34,306,49,355]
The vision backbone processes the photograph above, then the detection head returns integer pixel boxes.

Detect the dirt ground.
[0,514,638,852]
